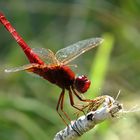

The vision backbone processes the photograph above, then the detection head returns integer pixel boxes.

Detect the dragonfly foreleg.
[68,88,85,115]
[72,86,92,102]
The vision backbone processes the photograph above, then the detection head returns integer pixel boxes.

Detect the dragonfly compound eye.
[74,75,91,93]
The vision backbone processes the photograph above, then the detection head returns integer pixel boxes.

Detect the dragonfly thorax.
[74,75,91,93]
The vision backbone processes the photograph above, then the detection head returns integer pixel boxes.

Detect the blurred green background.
[0,0,140,140]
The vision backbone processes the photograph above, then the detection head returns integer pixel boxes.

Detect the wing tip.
[88,37,104,46]
[4,68,19,73]
[96,37,104,44]
[5,69,11,73]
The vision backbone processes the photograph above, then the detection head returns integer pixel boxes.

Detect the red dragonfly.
[0,12,103,123]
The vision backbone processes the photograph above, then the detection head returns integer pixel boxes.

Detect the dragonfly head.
[74,75,91,93]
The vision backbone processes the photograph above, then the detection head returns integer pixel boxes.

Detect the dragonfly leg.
[56,89,70,125]
[68,88,85,115]
[60,89,71,121]
[72,87,92,102]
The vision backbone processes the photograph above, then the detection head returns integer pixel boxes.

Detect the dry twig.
[54,95,123,140]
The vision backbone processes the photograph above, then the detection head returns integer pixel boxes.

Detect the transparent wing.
[55,37,104,65]
[5,63,39,73]
[32,48,58,65]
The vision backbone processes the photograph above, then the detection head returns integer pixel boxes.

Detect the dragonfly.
[0,12,103,124]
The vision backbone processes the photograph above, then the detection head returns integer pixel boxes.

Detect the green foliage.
[88,33,114,97]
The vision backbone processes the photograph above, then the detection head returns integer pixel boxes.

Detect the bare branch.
[54,95,123,140]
